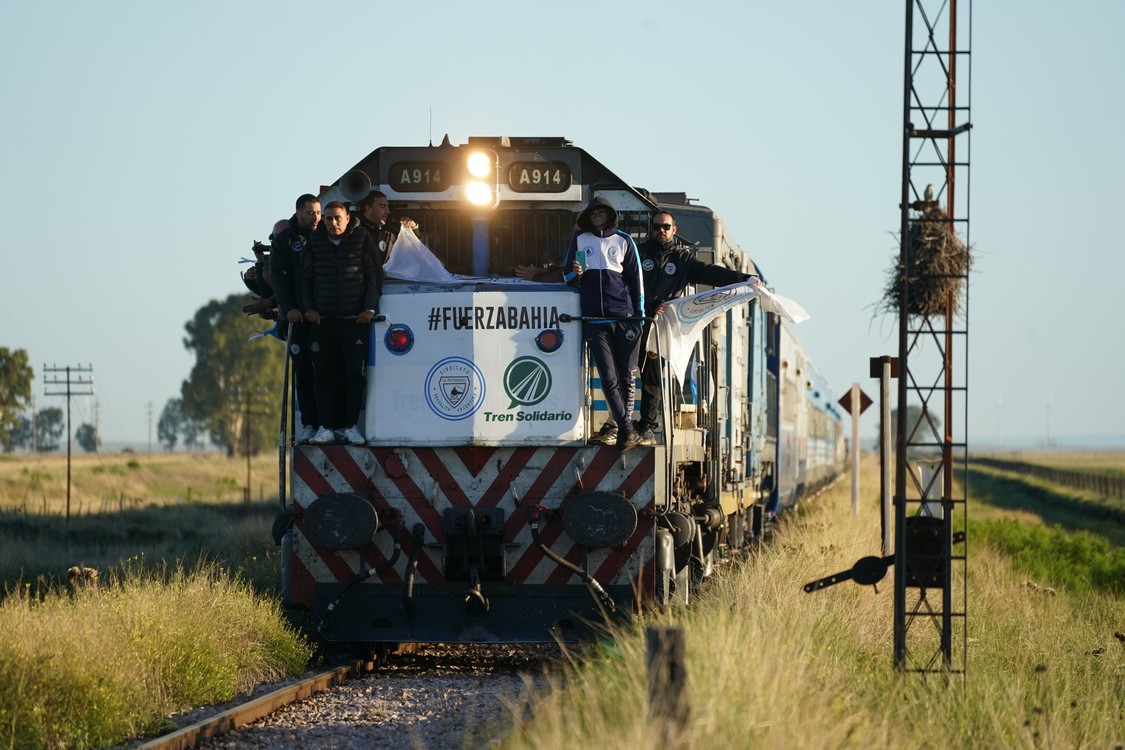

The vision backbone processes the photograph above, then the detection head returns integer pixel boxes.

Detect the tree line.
[2,293,284,457]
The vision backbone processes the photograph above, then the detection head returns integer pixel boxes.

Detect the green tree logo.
[503,357,552,408]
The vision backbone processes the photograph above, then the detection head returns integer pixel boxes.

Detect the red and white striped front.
[287,444,660,628]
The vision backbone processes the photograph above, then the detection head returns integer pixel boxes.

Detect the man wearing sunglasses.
[636,211,757,445]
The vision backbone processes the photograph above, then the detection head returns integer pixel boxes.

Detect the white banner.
[365,289,584,445]
[646,281,810,383]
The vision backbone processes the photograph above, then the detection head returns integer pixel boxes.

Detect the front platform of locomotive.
[280,137,676,643]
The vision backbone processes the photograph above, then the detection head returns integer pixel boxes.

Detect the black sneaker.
[617,429,643,452]
[589,421,618,445]
[638,428,657,446]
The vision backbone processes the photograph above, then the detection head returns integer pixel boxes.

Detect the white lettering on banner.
[427,306,562,331]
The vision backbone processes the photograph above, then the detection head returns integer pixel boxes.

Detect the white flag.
[647,281,810,383]
[382,227,457,283]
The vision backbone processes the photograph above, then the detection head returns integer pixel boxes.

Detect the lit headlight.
[464,149,498,208]
[465,182,494,206]
[466,151,492,178]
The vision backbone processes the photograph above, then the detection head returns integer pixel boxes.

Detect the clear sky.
[3,1,1122,449]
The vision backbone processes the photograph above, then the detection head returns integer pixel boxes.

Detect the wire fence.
[969,457,1125,503]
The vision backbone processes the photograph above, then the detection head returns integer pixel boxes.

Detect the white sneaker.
[308,426,336,445]
[341,426,365,446]
[295,425,316,444]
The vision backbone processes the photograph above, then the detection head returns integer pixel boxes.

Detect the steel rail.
[137,659,372,750]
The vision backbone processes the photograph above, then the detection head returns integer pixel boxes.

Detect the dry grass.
[503,456,1124,749]
[978,450,1125,477]
[0,452,285,598]
[0,451,280,516]
[0,561,311,749]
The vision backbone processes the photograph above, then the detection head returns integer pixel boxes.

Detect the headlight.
[466,151,492,178]
[463,149,498,208]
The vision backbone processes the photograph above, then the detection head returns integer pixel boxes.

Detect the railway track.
[134,644,560,750]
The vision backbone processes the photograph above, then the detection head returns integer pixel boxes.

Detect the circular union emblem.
[677,289,739,323]
[503,357,552,408]
[642,258,656,272]
[425,357,485,421]
[663,261,678,275]
[291,240,303,253]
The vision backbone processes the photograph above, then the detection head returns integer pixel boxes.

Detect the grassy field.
[503,455,1125,749]
[0,562,312,749]
[0,452,284,594]
[976,449,1125,477]
[0,452,311,749]
[1,450,1122,748]
[0,451,282,514]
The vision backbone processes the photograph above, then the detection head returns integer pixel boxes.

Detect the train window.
[387,208,655,275]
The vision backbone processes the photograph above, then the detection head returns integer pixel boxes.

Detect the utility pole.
[1046,395,1054,448]
[147,401,154,454]
[44,364,95,523]
[237,388,271,502]
[30,394,37,453]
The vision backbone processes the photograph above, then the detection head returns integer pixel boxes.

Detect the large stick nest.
[881,204,972,318]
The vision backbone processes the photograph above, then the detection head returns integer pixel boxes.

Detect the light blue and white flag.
[647,280,810,383]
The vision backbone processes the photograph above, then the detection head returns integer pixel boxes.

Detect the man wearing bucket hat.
[564,196,646,452]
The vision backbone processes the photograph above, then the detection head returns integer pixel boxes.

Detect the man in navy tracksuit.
[564,196,645,451]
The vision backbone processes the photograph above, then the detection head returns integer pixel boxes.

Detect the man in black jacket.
[300,201,382,446]
[355,190,397,264]
[636,211,756,445]
[270,194,322,443]
[356,190,417,264]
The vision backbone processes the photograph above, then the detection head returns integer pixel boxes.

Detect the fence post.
[647,626,690,747]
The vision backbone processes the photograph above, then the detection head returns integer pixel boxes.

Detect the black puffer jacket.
[270,215,314,316]
[299,221,382,318]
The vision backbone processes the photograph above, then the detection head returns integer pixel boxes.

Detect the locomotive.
[276,136,846,644]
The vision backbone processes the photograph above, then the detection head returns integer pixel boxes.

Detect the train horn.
[339,169,372,202]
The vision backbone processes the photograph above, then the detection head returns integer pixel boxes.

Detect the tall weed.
[0,562,310,750]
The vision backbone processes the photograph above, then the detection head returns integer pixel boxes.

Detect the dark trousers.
[638,350,663,429]
[309,319,369,430]
[584,320,642,432]
[288,322,318,429]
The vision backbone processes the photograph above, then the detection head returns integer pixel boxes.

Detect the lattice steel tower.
[893,0,972,674]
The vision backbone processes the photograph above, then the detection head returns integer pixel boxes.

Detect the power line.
[43,363,95,523]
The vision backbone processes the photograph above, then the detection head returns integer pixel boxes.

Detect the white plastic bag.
[382,227,456,283]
